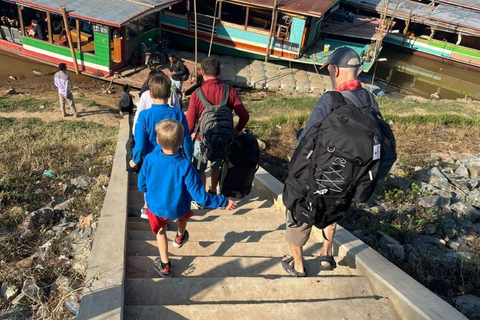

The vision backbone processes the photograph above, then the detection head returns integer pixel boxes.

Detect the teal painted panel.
[94,28,110,67]
[290,18,305,45]
[217,25,269,45]
[161,14,189,29]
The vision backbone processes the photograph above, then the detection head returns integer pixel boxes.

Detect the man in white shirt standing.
[54,63,78,118]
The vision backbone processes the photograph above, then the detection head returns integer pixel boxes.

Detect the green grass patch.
[0,97,52,113]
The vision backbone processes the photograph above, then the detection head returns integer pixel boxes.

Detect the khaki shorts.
[285,210,313,247]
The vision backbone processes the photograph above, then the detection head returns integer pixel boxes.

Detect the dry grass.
[0,116,117,318]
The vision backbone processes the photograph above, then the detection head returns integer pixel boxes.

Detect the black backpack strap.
[220,84,230,106]
[195,87,213,108]
[326,91,346,109]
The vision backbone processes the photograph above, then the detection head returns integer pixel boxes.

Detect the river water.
[1,47,479,100]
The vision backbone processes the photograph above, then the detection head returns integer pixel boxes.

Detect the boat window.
[137,12,159,35]
[276,14,292,40]
[221,2,246,26]
[189,0,216,17]
[166,1,189,16]
[247,8,272,31]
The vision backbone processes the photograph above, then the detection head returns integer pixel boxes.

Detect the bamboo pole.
[208,0,219,57]
[61,6,80,75]
[76,19,81,52]
[17,5,24,36]
[194,0,198,76]
[46,12,52,43]
[265,0,277,62]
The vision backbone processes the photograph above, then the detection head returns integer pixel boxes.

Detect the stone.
[442,218,456,238]
[447,240,461,251]
[352,230,364,240]
[5,88,17,95]
[53,198,74,214]
[450,202,480,223]
[404,244,421,264]
[70,175,92,190]
[377,231,404,261]
[1,283,19,300]
[455,165,470,178]
[469,165,480,177]
[428,167,448,182]
[16,258,33,269]
[461,156,480,168]
[424,224,437,235]
[418,196,450,208]
[30,206,55,227]
[411,168,429,182]
[453,294,480,320]
[0,305,32,320]
[468,189,480,205]
[21,279,44,302]
[64,293,81,317]
[364,235,377,248]
[72,261,88,276]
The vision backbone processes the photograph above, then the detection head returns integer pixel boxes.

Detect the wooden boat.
[0,0,179,76]
[160,0,392,72]
[341,0,480,72]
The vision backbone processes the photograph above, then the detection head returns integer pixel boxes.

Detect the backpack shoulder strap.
[220,84,230,106]
[325,91,345,110]
[367,91,379,111]
[195,87,213,108]
[340,90,365,109]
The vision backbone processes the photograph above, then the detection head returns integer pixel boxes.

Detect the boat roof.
[433,0,480,11]
[12,0,181,27]
[343,0,480,36]
[224,0,338,18]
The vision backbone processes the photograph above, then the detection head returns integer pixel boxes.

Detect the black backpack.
[220,131,260,198]
[196,84,234,161]
[282,90,396,230]
[181,65,190,81]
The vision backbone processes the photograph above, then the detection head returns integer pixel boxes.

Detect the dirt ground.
[0,73,125,126]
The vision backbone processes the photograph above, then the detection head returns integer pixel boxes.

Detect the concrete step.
[126,256,350,278]
[128,216,285,232]
[127,229,287,242]
[126,240,322,257]
[124,276,380,306]
[125,299,397,320]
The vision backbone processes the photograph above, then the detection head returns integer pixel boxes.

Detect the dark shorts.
[146,208,194,235]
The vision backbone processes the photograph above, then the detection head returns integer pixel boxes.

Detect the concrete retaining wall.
[78,117,129,320]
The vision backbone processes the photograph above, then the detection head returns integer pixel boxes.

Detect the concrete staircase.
[124,173,399,320]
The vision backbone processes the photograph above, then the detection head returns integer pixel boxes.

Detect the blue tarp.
[13,0,180,26]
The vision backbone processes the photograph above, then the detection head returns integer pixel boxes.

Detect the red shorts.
[146,208,194,235]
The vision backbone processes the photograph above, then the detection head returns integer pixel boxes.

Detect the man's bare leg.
[320,223,337,267]
[289,243,305,273]
[209,169,221,193]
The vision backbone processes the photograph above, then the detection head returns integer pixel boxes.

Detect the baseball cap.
[322,47,362,69]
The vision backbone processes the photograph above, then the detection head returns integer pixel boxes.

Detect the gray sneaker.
[191,201,204,210]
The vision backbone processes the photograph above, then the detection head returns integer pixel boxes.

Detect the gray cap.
[323,47,361,68]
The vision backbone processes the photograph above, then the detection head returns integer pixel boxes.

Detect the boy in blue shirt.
[138,119,237,277]
[130,74,194,218]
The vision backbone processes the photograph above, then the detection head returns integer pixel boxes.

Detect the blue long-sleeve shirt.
[132,104,193,164]
[138,145,228,218]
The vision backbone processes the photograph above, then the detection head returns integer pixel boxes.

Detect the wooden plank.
[76,19,82,52]
[46,12,53,43]
[17,5,24,36]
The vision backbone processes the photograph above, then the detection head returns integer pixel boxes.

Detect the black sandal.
[319,255,337,271]
[281,255,307,277]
